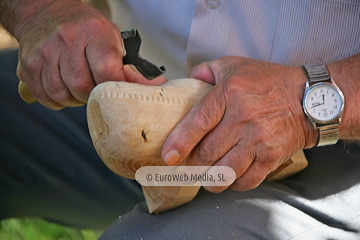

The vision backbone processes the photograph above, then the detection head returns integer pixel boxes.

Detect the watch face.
[303,83,344,123]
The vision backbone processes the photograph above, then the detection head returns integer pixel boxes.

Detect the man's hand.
[161,57,317,192]
[14,1,166,109]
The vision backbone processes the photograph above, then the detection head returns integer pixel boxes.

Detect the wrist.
[11,0,84,41]
[3,0,53,37]
[287,66,319,148]
[326,55,360,140]
[299,90,319,149]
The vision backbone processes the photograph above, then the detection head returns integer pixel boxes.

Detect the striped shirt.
[107,0,360,80]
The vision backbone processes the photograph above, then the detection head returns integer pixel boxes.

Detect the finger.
[186,112,243,167]
[86,38,125,85]
[189,59,231,85]
[231,159,273,192]
[204,142,255,193]
[162,85,226,166]
[189,62,216,85]
[60,49,95,103]
[124,65,167,86]
[42,62,84,107]
[17,62,65,110]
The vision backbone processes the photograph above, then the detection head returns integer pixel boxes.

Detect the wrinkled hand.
[16,1,166,109]
[162,57,317,192]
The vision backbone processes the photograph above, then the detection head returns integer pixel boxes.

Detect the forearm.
[0,0,82,39]
[327,53,360,140]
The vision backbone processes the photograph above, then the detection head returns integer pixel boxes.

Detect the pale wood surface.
[143,185,201,213]
[87,79,308,213]
[87,79,213,179]
[0,27,18,50]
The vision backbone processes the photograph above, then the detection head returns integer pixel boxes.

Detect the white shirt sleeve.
[107,0,360,80]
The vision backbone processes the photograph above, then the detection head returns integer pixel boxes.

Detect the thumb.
[162,85,226,166]
[189,63,216,85]
[124,65,167,86]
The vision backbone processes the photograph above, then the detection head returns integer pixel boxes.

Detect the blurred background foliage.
[0,218,101,240]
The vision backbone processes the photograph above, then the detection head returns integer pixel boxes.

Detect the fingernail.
[164,150,181,166]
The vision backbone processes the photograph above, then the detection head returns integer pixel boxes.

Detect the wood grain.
[87,79,308,213]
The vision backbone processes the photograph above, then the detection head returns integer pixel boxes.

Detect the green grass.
[0,218,102,240]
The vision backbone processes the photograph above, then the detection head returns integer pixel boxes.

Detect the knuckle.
[251,159,276,182]
[83,17,121,41]
[56,24,77,49]
[255,162,272,176]
[51,90,71,103]
[223,76,243,96]
[209,59,222,72]
[85,17,108,30]
[89,17,121,37]
[265,149,283,163]
[230,152,254,176]
[93,61,108,78]
[192,108,213,132]
[19,55,39,73]
[69,79,93,93]
[209,59,226,77]
[37,44,53,62]
[19,47,52,74]
[198,144,218,165]
[93,55,121,80]
[256,139,286,166]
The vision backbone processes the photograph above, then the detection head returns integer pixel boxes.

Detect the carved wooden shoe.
[87,78,308,213]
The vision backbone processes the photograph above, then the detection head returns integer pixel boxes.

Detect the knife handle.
[18,81,37,103]
[17,29,165,105]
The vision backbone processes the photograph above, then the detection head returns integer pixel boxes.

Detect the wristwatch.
[302,63,345,147]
